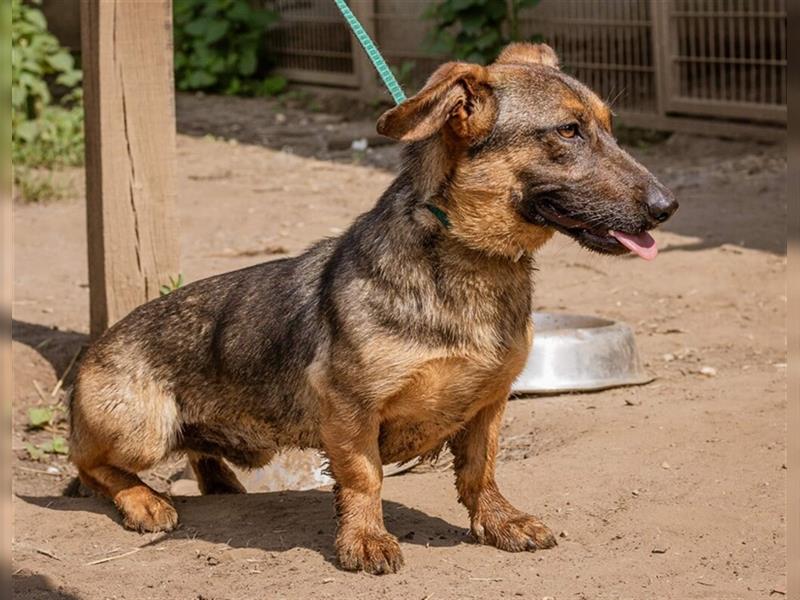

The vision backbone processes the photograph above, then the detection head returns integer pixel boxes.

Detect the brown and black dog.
[69,43,676,574]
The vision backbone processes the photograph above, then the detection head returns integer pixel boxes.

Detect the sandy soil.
[11,93,787,599]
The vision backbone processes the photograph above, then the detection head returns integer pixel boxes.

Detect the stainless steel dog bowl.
[512,312,653,394]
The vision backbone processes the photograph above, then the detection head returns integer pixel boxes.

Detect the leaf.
[55,70,82,88]
[475,29,500,50]
[203,19,229,44]
[184,17,212,37]
[24,8,47,31]
[186,69,216,89]
[24,443,45,461]
[238,47,256,76]
[174,50,187,70]
[51,436,69,455]
[228,0,252,22]
[45,51,73,73]
[15,120,39,143]
[28,406,54,429]
[258,74,287,96]
[486,0,508,20]
[460,11,488,35]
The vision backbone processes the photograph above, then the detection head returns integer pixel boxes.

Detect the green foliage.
[28,406,56,429]
[390,60,417,91]
[14,167,72,203]
[160,273,184,296]
[425,0,542,65]
[25,436,69,461]
[174,0,287,96]
[11,0,84,171]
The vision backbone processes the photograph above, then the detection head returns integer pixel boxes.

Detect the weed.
[25,436,68,461]
[160,273,185,296]
[14,167,72,203]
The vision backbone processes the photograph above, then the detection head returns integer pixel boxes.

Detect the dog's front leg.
[450,397,557,552]
[321,404,403,574]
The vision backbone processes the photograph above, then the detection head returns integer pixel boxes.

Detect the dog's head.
[377,43,677,260]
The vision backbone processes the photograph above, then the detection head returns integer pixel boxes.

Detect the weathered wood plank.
[350,0,382,100]
[81,0,180,338]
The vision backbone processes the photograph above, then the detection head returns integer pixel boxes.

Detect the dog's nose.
[645,185,678,223]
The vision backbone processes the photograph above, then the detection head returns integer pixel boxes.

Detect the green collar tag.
[425,203,451,229]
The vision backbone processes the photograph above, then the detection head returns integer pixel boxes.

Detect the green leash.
[332,0,407,105]
[334,1,452,229]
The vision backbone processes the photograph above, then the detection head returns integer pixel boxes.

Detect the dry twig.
[86,548,140,566]
[52,346,82,398]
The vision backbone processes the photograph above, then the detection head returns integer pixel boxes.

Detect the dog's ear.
[376,62,494,143]
[495,43,559,69]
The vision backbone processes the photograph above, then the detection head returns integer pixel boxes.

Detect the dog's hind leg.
[77,464,178,532]
[187,452,246,495]
[69,359,182,532]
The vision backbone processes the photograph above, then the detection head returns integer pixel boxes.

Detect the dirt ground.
[11,92,787,599]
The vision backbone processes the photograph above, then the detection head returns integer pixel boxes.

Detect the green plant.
[11,0,84,170]
[160,273,184,296]
[425,0,542,65]
[25,436,69,461]
[14,166,72,203]
[390,60,417,91]
[28,405,56,430]
[174,0,287,96]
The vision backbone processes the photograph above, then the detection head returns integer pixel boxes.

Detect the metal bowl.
[512,312,653,394]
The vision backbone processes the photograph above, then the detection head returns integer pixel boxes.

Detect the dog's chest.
[375,325,532,464]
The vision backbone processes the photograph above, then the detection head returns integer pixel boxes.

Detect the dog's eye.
[557,123,579,139]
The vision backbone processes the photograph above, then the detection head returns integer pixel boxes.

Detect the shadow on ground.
[19,490,470,570]
[175,92,399,170]
[13,571,84,600]
[12,319,88,384]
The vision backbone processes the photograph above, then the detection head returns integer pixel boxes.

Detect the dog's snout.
[645,185,678,223]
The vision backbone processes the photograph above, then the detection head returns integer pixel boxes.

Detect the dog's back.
[70,240,333,476]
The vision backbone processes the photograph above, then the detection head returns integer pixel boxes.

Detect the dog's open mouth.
[529,199,658,261]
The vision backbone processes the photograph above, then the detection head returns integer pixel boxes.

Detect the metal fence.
[265,0,787,132]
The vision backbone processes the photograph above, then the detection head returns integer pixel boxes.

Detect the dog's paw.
[117,489,179,533]
[471,511,557,552]
[336,530,404,574]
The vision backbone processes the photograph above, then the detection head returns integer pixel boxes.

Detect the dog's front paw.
[117,489,179,533]
[472,511,557,552]
[336,529,404,574]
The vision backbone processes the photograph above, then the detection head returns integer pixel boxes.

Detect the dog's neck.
[366,157,536,295]
[394,137,553,261]
[400,138,456,201]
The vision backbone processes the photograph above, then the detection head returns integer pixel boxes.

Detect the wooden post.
[81,0,180,339]
[350,0,383,102]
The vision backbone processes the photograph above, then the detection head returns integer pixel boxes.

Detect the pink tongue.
[610,230,658,261]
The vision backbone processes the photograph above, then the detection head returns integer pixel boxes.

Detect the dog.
[69,43,677,574]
